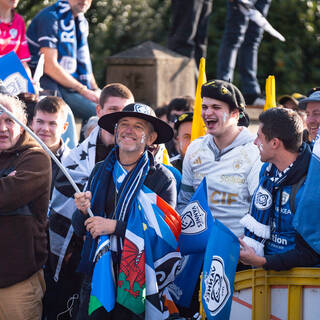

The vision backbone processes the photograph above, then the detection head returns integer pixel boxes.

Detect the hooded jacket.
[0,131,51,288]
[178,127,262,237]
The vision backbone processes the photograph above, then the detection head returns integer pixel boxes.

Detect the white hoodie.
[177,127,262,237]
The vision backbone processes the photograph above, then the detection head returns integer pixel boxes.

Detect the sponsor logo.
[254,186,272,210]
[220,174,245,185]
[181,201,207,234]
[133,103,150,114]
[204,256,230,316]
[193,156,202,165]
[281,191,290,205]
[9,28,17,39]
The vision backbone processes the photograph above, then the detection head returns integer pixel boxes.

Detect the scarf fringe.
[242,235,265,257]
[241,214,270,239]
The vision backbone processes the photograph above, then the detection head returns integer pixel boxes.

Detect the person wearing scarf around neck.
[240,107,320,270]
[27,0,100,122]
[72,103,181,319]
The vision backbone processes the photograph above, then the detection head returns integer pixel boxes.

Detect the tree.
[18,0,320,95]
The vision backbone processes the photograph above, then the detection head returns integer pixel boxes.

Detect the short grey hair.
[0,94,27,124]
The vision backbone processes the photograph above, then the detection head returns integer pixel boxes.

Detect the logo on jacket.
[254,186,272,210]
[203,256,230,316]
[281,191,290,205]
[181,201,207,234]
[9,28,17,39]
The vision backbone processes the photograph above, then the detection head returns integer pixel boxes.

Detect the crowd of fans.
[0,1,320,320]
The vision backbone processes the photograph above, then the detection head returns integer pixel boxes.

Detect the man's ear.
[96,104,102,118]
[272,137,281,149]
[148,131,158,146]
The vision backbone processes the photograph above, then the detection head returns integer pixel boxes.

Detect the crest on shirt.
[9,28,18,39]
[281,191,290,205]
[254,185,272,210]
[233,159,243,170]
[203,256,231,316]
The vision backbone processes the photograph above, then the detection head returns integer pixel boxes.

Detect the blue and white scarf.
[241,143,311,256]
[55,0,92,87]
[78,147,181,318]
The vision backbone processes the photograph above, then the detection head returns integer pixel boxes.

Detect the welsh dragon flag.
[89,185,181,318]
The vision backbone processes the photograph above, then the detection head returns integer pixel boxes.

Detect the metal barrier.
[199,268,320,320]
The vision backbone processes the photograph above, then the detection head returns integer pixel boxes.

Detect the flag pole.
[0,104,94,217]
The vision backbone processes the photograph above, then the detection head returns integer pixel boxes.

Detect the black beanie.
[201,80,246,112]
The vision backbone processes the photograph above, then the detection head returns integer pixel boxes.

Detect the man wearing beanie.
[178,79,262,242]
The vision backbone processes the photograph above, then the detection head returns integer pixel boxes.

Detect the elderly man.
[27,0,99,122]
[299,90,320,143]
[73,103,180,319]
[0,94,51,319]
[240,107,320,270]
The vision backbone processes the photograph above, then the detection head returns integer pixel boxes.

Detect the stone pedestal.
[106,41,196,108]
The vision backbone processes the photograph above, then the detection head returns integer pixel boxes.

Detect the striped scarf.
[55,0,92,87]
[78,146,150,274]
[241,142,311,255]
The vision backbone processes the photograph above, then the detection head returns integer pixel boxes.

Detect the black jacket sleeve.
[264,233,320,271]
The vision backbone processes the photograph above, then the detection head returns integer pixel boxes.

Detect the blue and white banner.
[168,252,203,307]
[293,128,320,254]
[202,219,240,320]
[0,51,35,95]
[178,178,213,255]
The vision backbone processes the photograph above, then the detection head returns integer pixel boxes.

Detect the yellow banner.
[191,58,207,142]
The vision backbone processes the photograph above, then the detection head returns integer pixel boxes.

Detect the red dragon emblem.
[118,239,145,298]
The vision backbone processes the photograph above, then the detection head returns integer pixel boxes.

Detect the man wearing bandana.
[27,0,99,122]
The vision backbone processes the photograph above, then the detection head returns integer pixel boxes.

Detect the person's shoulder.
[12,12,26,25]
[185,135,208,155]
[30,4,59,25]
[152,162,176,181]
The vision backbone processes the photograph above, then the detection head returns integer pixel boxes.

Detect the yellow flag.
[191,58,207,142]
[264,75,277,111]
[162,147,171,166]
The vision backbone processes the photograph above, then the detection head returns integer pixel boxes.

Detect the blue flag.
[293,129,320,254]
[0,51,35,95]
[168,252,203,307]
[88,235,115,315]
[178,178,213,255]
[201,219,240,320]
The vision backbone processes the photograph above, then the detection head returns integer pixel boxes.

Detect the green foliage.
[17,0,320,95]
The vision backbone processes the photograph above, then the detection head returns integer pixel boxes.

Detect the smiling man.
[178,80,261,237]
[72,103,180,319]
[298,90,320,143]
[0,94,51,319]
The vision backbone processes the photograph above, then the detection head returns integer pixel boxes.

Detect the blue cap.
[299,91,320,110]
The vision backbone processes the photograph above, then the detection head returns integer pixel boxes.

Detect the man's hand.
[84,217,117,239]
[74,191,92,215]
[81,87,100,104]
[239,238,266,267]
